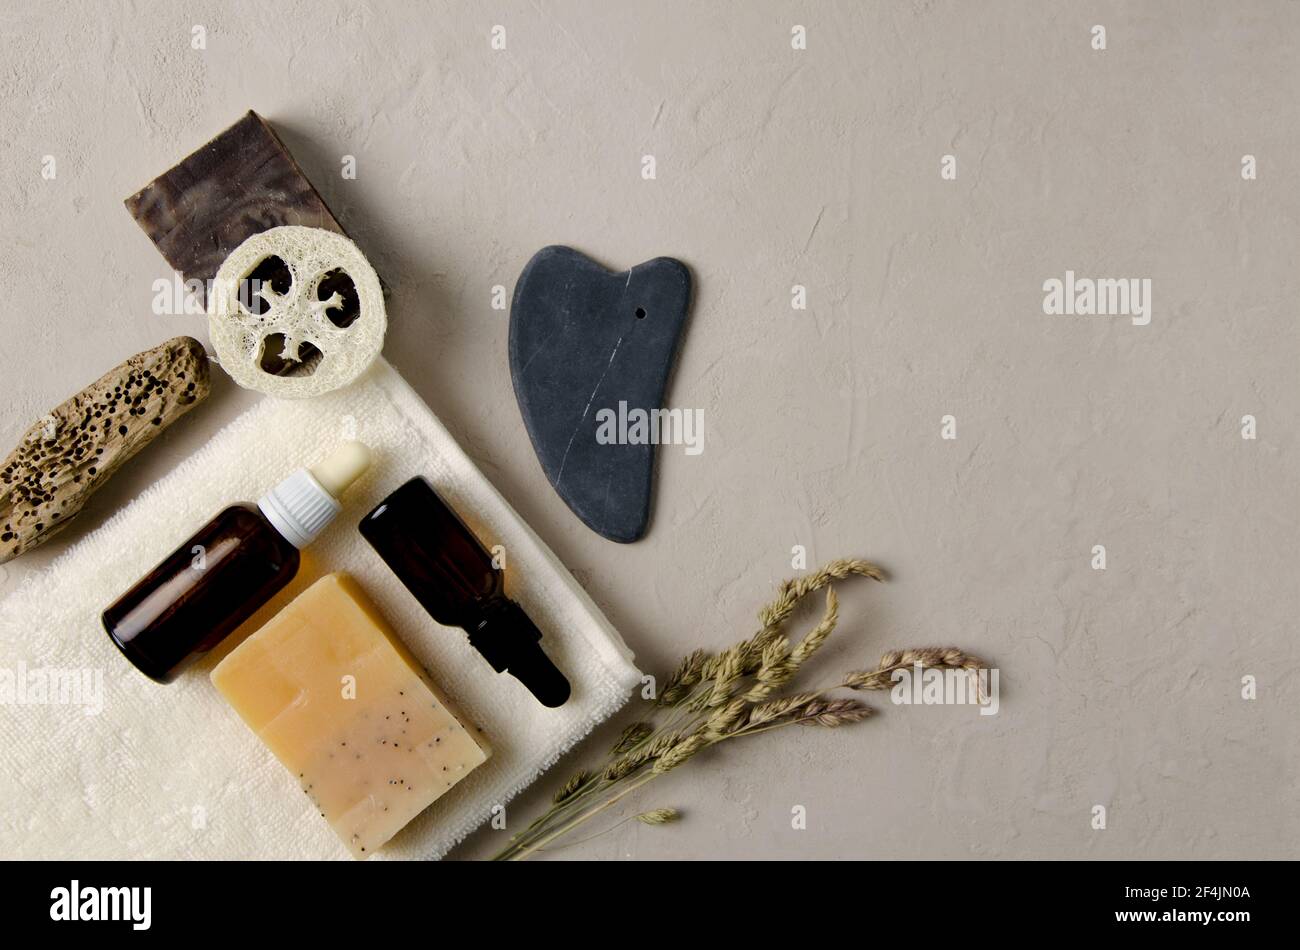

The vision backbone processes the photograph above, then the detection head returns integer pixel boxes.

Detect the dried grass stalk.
[492,557,988,860]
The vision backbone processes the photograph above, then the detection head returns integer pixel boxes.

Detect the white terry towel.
[0,358,641,859]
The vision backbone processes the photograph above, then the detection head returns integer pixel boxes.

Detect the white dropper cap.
[309,440,372,498]
[258,441,372,549]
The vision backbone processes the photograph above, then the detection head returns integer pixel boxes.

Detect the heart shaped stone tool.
[509,246,692,543]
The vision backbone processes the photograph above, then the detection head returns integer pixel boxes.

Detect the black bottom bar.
[0,859,1284,935]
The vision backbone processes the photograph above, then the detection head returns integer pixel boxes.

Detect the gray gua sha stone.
[509,246,692,543]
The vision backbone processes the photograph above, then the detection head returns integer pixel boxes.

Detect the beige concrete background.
[2,0,1297,859]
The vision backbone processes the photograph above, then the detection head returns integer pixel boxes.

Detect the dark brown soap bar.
[124,111,349,304]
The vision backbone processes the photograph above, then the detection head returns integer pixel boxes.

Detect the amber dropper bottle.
[360,477,571,707]
[103,441,372,683]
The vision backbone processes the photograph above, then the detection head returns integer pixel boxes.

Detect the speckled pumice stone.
[0,336,209,564]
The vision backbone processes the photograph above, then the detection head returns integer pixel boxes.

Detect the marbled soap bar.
[211,573,490,859]
[124,111,349,304]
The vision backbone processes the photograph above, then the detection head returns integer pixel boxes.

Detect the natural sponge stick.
[0,336,209,565]
[211,573,490,859]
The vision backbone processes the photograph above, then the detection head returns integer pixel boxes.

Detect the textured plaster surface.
[1,1,1297,860]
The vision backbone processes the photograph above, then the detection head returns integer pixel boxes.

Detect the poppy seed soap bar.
[211,572,490,859]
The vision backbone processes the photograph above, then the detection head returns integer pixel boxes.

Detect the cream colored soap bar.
[211,572,490,858]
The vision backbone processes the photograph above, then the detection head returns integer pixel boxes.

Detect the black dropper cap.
[470,598,571,707]
[358,476,571,707]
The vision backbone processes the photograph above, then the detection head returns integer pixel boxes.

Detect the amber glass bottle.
[103,504,299,682]
[103,442,371,683]
[359,476,571,707]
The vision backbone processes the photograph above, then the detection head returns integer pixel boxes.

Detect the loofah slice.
[208,226,386,398]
